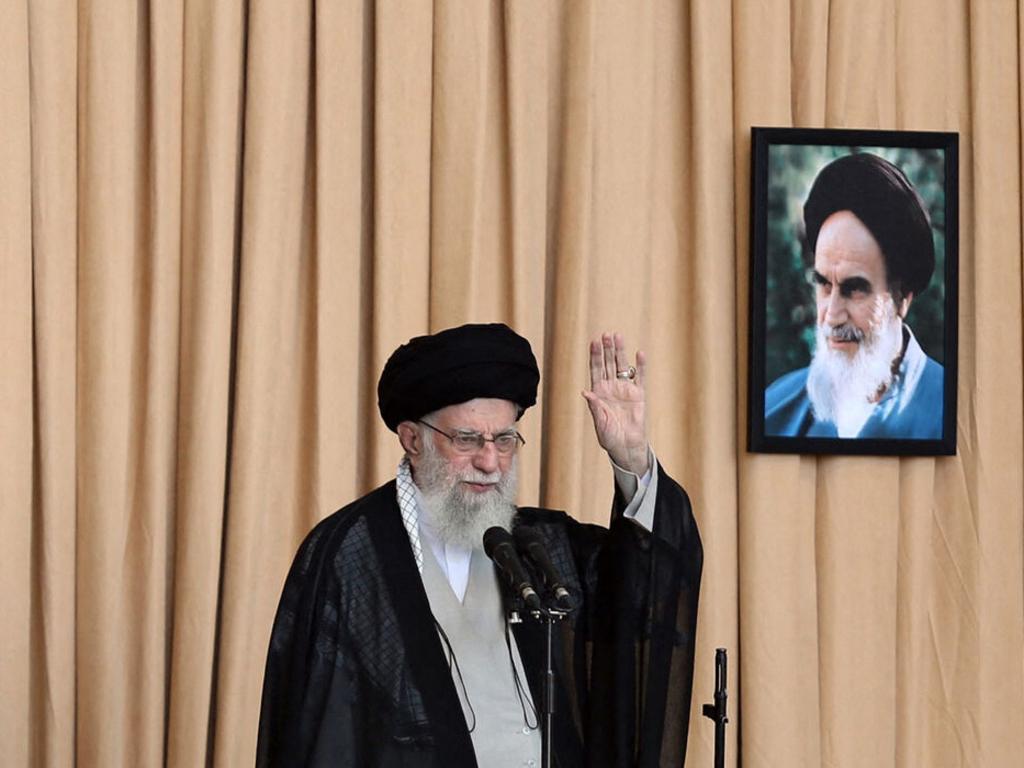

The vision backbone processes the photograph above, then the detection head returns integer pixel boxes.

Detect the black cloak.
[256,463,702,767]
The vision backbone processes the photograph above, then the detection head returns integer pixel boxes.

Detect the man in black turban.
[257,325,702,767]
[765,152,945,439]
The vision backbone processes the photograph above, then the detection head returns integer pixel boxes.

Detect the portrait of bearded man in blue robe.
[765,152,945,440]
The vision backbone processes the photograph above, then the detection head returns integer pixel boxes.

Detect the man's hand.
[582,332,649,476]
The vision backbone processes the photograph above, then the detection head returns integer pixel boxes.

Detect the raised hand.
[582,332,649,476]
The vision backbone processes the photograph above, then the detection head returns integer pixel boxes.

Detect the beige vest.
[420,546,542,767]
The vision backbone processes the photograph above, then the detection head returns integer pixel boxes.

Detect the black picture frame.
[748,127,958,455]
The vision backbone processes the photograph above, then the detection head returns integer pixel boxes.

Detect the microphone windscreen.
[483,526,512,559]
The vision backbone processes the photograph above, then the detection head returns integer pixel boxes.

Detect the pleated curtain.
[1,1,1021,765]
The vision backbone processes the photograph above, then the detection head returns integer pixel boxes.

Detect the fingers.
[613,333,629,376]
[589,339,604,389]
[602,333,616,380]
[589,331,644,385]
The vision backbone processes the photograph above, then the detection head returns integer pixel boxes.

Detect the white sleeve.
[610,447,658,531]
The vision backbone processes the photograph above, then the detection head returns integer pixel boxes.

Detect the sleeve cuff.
[611,447,658,531]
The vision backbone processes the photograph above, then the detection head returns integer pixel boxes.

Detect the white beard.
[806,304,904,438]
[414,438,518,549]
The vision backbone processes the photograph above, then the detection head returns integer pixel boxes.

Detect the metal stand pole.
[518,607,567,768]
[702,648,728,768]
[541,614,554,768]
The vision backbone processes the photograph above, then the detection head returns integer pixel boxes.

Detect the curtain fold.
[3,1,1022,766]
[166,1,244,765]
[2,3,34,767]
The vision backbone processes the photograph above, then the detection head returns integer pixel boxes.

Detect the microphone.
[483,527,542,611]
[513,527,575,611]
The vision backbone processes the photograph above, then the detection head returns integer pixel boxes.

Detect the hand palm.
[587,377,645,453]
[583,333,649,474]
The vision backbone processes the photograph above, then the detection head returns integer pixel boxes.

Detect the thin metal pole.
[542,615,554,768]
[702,648,728,768]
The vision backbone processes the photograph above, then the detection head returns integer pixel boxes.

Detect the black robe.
[256,463,702,767]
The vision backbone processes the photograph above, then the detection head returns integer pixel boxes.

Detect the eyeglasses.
[417,420,526,455]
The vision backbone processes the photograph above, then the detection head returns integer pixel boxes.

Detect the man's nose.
[824,290,847,323]
[472,441,500,473]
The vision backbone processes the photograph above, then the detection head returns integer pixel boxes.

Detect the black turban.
[803,152,936,297]
[377,323,540,432]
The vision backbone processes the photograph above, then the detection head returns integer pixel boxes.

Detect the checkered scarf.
[395,456,424,573]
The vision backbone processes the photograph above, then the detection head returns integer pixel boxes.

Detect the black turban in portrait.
[803,152,936,297]
[377,323,540,431]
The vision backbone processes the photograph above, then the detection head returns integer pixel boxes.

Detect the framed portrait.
[748,127,958,455]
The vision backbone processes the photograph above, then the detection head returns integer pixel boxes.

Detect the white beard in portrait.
[806,297,905,438]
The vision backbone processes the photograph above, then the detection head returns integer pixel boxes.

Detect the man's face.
[811,210,900,357]
[414,397,519,491]
[405,398,520,548]
[805,210,910,434]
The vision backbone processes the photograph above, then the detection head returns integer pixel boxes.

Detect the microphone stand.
[541,606,569,768]
[702,648,728,768]
[512,605,570,768]
[489,526,574,768]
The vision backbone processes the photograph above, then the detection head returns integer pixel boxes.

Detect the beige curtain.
[2,1,1022,765]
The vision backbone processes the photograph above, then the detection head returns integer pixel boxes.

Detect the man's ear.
[897,291,914,319]
[397,421,420,455]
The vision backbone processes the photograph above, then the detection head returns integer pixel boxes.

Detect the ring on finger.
[615,366,636,380]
